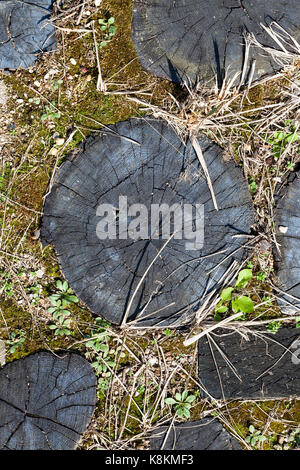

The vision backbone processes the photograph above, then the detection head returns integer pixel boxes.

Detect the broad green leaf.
[235,269,252,288]
[165,398,176,405]
[181,390,188,400]
[232,296,254,314]
[220,287,233,301]
[215,305,228,314]
[186,395,196,403]
[99,344,109,354]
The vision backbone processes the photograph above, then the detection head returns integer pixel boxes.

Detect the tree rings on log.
[0,0,56,70]
[150,417,242,450]
[198,328,300,400]
[132,0,300,86]
[41,118,254,327]
[274,170,300,313]
[0,352,97,450]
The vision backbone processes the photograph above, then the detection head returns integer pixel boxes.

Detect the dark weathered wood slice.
[0,0,56,70]
[198,328,300,400]
[274,170,300,313]
[0,352,97,450]
[41,118,254,327]
[132,0,300,86]
[150,417,242,450]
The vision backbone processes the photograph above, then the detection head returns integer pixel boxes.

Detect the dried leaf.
[0,340,6,366]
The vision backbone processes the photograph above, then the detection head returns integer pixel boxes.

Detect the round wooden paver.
[41,118,254,327]
[274,170,300,313]
[0,352,97,450]
[0,0,56,70]
[150,417,242,450]
[132,0,300,86]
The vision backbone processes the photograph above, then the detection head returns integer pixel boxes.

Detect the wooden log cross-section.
[274,170,300,313]
[150,417,242,450]
[0,0,56,70]
[41,118,254,327]
[198,328,300,400]
[132,0,300,86]
[0,352,97,450]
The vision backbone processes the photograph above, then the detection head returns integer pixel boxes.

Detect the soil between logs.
[41,118,254,327]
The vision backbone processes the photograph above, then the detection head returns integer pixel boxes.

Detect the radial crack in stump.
[274,170,300,313]
[41,118,254,327]
[132,0,300,86]
[0,352,97,450]
[150,417,242,450]
[0,0,56,70]
[198,328,300,400]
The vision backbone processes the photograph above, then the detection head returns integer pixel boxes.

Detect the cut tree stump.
[0,352,97,450]
[150,417,242,450]
[198,328,300,400]
[132,0,300,86]
[41,118,254,327]
[0,0,56,70]
[274,170,300,313]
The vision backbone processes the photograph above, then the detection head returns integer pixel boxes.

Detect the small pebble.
[49,147,58,156]
[55,137,65,146]
[70,58,77,66]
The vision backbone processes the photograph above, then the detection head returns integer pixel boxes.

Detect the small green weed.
[98,17,116,48]
[41,101,61,121]
[267,123,300,160]
[165,391,196,418]
[48,280,78,336]
[214,269,254,320]
[7,331,26,354]
[266,320,282,334]
[245,425,267,447]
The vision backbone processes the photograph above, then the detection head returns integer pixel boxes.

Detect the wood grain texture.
[132,0,300,86]
[198,328,300,400]
[0,352,97,450]
[150,417,242,450]
[41,118,254,327]
[274,170,300,313]
[0,0,56,70]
